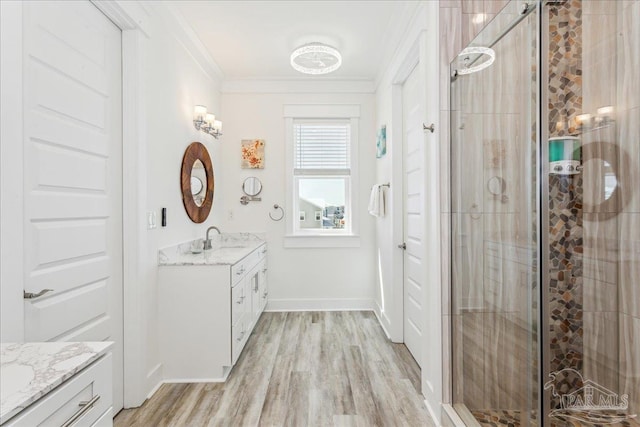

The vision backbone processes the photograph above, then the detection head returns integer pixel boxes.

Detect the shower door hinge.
[398,243,407,250]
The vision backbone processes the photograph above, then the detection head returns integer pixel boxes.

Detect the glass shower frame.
[449,1,542,425]
[450,0,639,425]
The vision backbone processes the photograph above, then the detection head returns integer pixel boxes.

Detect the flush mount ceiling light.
[290,43,342,75]
[456,46,496,76]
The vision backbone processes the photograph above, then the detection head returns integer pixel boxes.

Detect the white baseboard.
[265,298,374,312]
[442,404,467,427]
[425,399,442,427]
[145,363,163,400]
[373,302,391,339]
[162,377,227,384]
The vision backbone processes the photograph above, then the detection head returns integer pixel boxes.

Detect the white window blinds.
[294,121,351,172]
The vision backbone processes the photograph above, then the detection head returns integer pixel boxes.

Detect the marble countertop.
[0,341,113,424]
[158,232,266,266]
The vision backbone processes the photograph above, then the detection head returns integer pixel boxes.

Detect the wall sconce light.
[193,105,223,139]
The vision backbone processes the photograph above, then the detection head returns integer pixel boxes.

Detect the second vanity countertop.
[158,233,265,266]
[0,341,113,424]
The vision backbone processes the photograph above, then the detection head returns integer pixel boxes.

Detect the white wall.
[219,91,376,310]
[135,5,225,399]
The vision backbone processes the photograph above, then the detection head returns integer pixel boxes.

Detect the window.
[294,120,351,232]
[284,105,360,247]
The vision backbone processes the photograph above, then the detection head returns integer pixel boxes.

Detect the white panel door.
[22,1,123,413]
[402,66,424,366]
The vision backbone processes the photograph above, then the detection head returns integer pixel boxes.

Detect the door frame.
[389,39,419,344]
[90,1,149,408]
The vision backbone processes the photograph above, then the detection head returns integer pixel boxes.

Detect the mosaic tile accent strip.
[548,0,583,137]
[547,0,585,414]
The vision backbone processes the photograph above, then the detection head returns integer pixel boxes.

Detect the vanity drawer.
[231,317,248,364]
[5,353,112,427]
[231,280,246,325]
[257,244,267,260]
[231,261,247,285]
[231,245,266,285]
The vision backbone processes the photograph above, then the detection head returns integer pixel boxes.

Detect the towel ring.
[269,204,285,221]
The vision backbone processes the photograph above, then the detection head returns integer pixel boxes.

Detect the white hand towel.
[368,185,385,217]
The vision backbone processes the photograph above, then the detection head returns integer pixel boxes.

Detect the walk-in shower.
[450,0,639,426]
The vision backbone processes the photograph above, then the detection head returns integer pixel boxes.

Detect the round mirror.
[181,142,214,223]
[580,141,630,220]
[190,159,206,206]
[242,177,262,197]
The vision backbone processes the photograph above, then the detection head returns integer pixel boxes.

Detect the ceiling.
[170,1,418,81]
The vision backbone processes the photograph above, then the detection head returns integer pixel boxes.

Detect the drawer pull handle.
[262,268,267,273]
[236,331,245,342]
[235,267,245,275]
[23,289,53,299]
[61,394,101,427]
[263,292,268,298]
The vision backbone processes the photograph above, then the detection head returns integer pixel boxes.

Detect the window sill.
[283,234,361,248]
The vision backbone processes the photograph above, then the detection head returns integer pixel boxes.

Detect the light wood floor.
[114,311,433,426]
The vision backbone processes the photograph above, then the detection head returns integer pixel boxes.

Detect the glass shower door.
[450,2,540,426]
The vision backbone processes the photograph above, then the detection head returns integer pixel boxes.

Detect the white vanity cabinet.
[158,242,267,381]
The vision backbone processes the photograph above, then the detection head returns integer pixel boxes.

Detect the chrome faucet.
[204,226,221,250]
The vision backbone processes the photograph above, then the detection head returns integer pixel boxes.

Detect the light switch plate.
[147,211,157,229]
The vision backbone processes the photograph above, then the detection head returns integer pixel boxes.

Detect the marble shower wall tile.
[452,314,465,404]
[482,114,522,214]
[617,107,640,214]
[462,0,483,14]
[582,213,619,314]
[441,0,462,8]
[617,0,640,112]
[462,312,485,410]
[451,113,484,214]
[583,311,619,391]
[484,0,509,16]
[582,12,617,112]
[582,0,617,16]
[483,312,528,410]
[619,213,640,318]
[619,314,640,417]
[452,214,485,312]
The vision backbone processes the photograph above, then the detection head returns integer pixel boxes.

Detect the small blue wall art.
[376,125,387,158]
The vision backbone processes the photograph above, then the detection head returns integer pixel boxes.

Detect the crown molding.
[221,78,376,94]
[152,2,224,82]
[374,2,428,90]
[92,0,150,35]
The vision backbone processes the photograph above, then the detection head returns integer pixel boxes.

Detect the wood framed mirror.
[181,142,214,223]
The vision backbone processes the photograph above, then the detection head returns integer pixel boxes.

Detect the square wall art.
[376,125,386,159]
[241,139,265,169]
